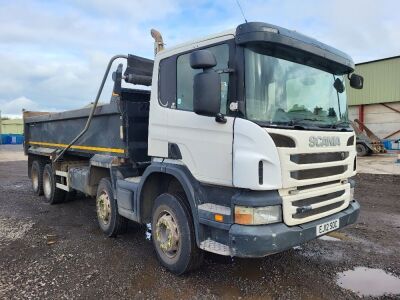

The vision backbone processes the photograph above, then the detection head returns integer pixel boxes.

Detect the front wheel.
[151,193,203,275]
[96,178,127,237]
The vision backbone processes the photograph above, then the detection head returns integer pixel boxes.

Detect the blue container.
[0,134,24,145]
[382,139,393,150]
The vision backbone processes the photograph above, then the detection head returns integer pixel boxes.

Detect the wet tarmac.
[1,145,400,299]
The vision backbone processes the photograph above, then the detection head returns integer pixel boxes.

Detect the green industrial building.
[0,119,24,135]
[347,55,400,140]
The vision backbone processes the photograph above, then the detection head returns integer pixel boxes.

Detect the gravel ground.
[0,145,399,299]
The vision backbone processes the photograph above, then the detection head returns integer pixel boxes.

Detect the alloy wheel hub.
[155,213,179,258]
[97,192,111,225]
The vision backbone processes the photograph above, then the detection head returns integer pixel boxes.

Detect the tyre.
[356,143,368,157]
[96,178,127,237]
[31,160,45,195]
[151,193,204,275]
[42,164,66,204]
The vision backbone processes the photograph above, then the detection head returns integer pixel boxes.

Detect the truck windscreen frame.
[243,47,350,130]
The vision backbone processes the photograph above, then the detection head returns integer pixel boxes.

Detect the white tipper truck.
[24,22,363,274]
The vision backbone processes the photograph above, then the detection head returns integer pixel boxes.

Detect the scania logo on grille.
[309,136,340,147]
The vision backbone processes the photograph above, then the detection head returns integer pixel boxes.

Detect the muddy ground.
[0,145,399,299]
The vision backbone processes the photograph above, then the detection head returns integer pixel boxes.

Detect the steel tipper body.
[25,22,362,274]
[24,92,150,161]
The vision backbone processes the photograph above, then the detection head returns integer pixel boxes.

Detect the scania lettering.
[24,22,362,274]
[309,136,341,147]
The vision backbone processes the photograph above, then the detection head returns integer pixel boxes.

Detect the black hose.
[54,54,128,162]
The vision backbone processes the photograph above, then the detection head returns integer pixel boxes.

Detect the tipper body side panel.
[24,89,150,162]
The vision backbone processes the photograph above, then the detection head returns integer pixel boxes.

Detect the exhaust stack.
[151,29,165,56]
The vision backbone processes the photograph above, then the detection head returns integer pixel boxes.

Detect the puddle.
[337,267,400,297]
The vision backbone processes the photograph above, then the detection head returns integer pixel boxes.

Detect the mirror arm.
[215,113,227,124]
[238,101,246,116]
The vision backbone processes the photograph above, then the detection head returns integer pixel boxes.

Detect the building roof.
[356,55,400,66]
[347,55,400,106]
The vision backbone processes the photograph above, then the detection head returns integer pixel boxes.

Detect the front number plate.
[316,219,339,236]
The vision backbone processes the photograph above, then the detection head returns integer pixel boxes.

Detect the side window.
[176,44,229,113]
[159,56,176,107]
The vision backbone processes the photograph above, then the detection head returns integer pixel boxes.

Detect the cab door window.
[176,44,229,114]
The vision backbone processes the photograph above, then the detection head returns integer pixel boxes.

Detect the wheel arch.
[137,162,202,245]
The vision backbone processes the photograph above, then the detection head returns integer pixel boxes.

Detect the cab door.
[164,40,235,186]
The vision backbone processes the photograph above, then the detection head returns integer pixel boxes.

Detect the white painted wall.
[348,101,400,140]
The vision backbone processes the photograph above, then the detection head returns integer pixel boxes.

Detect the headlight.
[234,205,282,225]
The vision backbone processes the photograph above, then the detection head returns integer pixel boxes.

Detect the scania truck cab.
[24,22,362,274]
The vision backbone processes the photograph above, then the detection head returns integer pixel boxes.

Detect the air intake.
[269,133,295,148]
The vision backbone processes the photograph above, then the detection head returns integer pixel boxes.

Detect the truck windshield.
[244,48,349,129]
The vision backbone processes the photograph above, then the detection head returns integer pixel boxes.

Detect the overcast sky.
[0,0,399,117]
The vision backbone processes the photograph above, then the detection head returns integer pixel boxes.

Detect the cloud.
[240,0,400,62]
[0,96,56,117]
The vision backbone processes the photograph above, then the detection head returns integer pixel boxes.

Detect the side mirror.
[190,50,221,117]
[190,49,217,69]
[349,73,364,89]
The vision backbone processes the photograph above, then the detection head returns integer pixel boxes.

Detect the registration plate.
[316,219,339,236]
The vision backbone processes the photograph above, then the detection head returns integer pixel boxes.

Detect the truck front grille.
[290,152,349,164]
[282,183,350,226]
[290,165,347,180]
[264,128,356,225]
[292,190,345,206]
[293,200,345,219]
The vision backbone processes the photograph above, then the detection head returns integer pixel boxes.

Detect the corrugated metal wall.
[349,102,400,140]
[0,119,23,134]
[346,56,400,106]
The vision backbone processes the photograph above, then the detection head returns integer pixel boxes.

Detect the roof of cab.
[155,29,235,59]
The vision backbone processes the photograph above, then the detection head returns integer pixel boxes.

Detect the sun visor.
[236,22,355,75]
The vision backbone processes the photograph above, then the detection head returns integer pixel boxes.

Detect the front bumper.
[229,200,360,257]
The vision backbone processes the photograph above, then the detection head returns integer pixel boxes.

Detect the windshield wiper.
[329,120,351,128]
[288,118,320,126]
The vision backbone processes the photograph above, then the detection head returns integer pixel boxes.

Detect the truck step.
[55,170,71,192]
[200,239,231,256]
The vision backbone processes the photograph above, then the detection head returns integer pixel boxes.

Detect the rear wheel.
[31,160,45,195]
[96,178,127,237]
[42,164,66,204]
[356,143,368,157]
[152,193,203,275]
